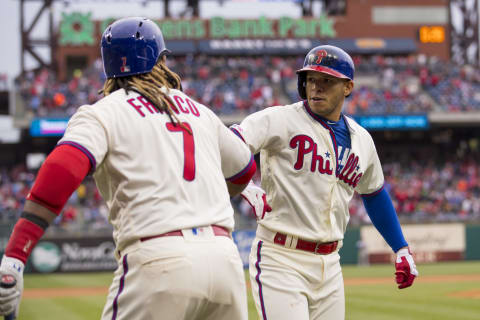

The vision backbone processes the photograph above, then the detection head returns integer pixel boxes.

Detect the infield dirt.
[22,274,480,299]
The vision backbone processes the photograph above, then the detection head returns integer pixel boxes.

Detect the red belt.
[140,225,230,242]
[273,233,338,255]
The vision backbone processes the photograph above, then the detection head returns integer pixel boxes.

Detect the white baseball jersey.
[58,87,253,252]
[237,101,384,242]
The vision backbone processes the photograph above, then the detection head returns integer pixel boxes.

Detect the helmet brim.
[296,65,352,81]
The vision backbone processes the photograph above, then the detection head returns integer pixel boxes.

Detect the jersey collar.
[302,100,355,134]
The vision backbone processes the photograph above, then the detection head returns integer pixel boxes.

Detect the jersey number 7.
[166,122,195,181]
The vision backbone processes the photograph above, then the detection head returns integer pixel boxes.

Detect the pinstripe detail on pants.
[112,254,129,320]
[255,241,268,320]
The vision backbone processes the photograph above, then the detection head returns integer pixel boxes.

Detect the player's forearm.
[4,207,50,264]
[4,144,91,264]
[361,187,408,252]
[226,181,249,197]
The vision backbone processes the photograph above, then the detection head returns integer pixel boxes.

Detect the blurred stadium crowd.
[1,147,479,232]
[2,53,479,232]
[15,54,480,118]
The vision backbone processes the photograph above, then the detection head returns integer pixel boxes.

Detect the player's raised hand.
[240,181,272,220]
[0,256,24,319]
[394,247,418,289]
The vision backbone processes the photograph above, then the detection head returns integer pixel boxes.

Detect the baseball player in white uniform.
[233,45,418,319]
[0,17,255,320]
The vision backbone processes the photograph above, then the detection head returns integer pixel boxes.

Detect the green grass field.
[17,261,480,319]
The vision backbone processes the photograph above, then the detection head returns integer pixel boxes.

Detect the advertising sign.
[30,237,117,273]
[30,118,69,137]
[361,223,466,263]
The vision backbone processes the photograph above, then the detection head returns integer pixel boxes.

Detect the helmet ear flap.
[297,72,307,100]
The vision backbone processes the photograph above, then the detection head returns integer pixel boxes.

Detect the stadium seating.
[15,54,480,118]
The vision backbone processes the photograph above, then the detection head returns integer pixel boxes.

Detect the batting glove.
[0,256,24,318]
[240,181,272,220]
[395,247,418,289]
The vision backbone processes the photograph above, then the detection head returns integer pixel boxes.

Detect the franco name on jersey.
[126,93,201,118]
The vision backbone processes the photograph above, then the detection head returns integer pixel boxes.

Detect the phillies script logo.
[308,50,328,65]
[338,153,363,188]
[290,135,333,175]
[290,135,363,188]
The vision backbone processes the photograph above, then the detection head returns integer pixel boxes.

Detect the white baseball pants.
[102,226,248,320]
[249,235,344,320]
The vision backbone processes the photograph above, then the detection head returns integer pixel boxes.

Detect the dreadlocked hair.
[99,58,191,134]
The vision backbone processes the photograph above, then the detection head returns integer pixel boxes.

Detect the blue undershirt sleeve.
[361,187,408,253]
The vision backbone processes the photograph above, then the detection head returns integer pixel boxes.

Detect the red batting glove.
[395,247,418,289]
[240,181,272,220]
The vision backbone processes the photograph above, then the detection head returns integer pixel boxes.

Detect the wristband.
[4,217,46,264]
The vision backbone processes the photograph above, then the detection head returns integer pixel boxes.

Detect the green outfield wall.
[465,224,480,260]
[340,228,360,265]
